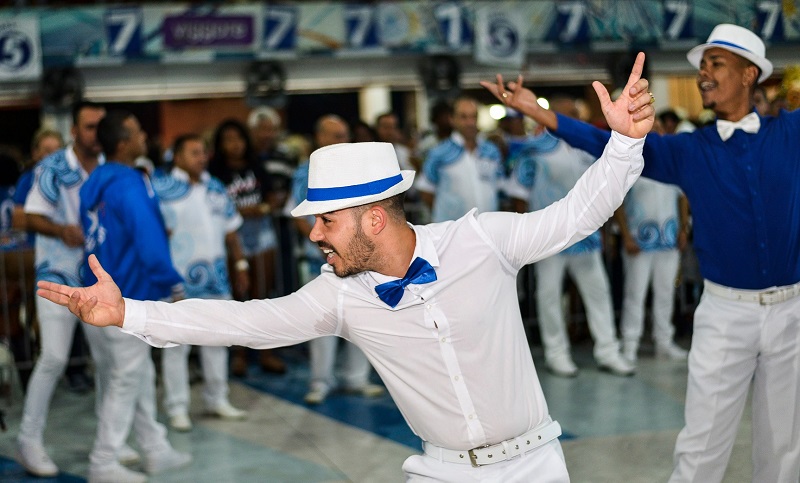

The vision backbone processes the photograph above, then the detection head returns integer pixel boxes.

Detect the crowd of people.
[0,22,797,483]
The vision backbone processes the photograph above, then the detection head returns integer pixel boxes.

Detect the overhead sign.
[0,17,41,81]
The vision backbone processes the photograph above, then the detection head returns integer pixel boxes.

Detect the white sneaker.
[597,353,636,377]
[16,439,58,477]
[545,355,579,378]
[622,343,638,363]
[656,342,688,361]
[170,413,193,432]
[343,383,385,398]
[89,462,147,483]
[144,447,192,475]
[118,444,141,466]
[304,382,331,405]
[206,401,247,420]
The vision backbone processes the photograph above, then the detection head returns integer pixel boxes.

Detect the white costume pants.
[403,439,569,482]
[309,336,371,390]
[19,298,103,443]
[535,252,619,363]
[162,344,230,416]
[620,250,680,351]
[670,286,800,483]
[89,326,171,469]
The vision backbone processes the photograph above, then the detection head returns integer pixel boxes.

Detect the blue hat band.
[307,173,403,202]
[709,39,753,55]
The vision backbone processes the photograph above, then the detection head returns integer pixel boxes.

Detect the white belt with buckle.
[704,280,800,306]
[422,420,562,467]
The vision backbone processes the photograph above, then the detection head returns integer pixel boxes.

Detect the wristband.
[235,259,250,272]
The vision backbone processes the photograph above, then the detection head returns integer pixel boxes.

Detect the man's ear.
[743,64,759,88]
[366,205,388,235]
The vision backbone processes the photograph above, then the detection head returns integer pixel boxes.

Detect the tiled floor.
[0,339,753,482]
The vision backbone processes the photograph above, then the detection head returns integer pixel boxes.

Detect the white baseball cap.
[687,24,773,83]
[290,142,415,217]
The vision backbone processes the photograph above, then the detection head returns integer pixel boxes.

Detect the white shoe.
[118,444,141,466]
[170,413,193,432]
[304,382,331,405]
[89,462,147,483]
[144,447,192,475]
[622,343,638,363]
[16,438,58,477]
[343,383,385,398]
[597,353,636,377]
[545,355,579,378]
[206,401,247,420]
[656,342,688,361]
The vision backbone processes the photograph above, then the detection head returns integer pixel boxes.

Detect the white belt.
[422,420,562,467]
[704,280,800,306]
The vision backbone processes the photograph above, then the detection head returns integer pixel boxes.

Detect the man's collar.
[366,224,439,289]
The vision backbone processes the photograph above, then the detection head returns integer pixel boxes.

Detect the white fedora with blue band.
[290,142,415,217]
[687,23,773,83]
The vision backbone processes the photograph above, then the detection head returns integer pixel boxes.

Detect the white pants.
[403,439,569,482]
[309,336,371,390]
[670,286,800,483]
[620,250,680,350]
[19,298,104,443]
[535,252,619,363]
[89,326,171,469]
[162,344,230,416]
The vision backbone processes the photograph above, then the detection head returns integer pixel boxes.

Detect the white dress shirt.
[121,132,644,451]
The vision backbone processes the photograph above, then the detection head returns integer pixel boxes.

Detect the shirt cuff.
[122,297,146,333]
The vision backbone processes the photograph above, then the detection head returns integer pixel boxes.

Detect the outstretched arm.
[37,254,125,328]
[481,52,654,138]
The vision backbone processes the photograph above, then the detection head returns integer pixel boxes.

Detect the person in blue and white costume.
[415,96,503,222]
[38,55,654,483]
[504,97,634,379]
[484,23,800,483]
[16,102,116,478]
[283,115,385,405]
[614,178,690,363]
[81,110,191,483]
[153,134,249,431]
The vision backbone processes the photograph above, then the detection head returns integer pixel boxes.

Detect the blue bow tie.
[375,257,437,308]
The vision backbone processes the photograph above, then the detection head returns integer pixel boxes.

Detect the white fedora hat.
[291,142,415,217]
[687,24,773,83]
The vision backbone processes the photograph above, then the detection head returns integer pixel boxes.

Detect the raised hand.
[480,52,655,138]
[36,254,126,328]
[591,52,654,138]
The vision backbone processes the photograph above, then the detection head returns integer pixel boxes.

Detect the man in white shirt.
[415,97,504,222]
[36,55,654,481]
[153,134,249,430]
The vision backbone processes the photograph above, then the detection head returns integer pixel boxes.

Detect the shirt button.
[441,337,447,343]
[468,414,475,420]
[454,375,460,381]
[426,304,432,310]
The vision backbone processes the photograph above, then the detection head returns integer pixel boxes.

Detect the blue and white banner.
[474,5,527,68]
[0,17,41,81]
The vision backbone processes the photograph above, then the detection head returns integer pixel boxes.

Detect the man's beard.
[331,225,376,278]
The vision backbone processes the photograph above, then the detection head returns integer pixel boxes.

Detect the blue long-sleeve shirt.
[553,110,800,290]
[80,162,183,300]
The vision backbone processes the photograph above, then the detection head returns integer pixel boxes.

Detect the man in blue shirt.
[81,110,191,482]
[483,23,800,483]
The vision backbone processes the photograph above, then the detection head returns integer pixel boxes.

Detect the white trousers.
[89,326,171,469]
[619,250,680,350]
[534,252,619,363]
[403,439,569,482]
[19,298,104,443]
[670,287,800,483]
[162,344,230,416]
[309,336,371,390]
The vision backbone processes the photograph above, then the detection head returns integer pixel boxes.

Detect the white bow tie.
[716,112,761,141]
